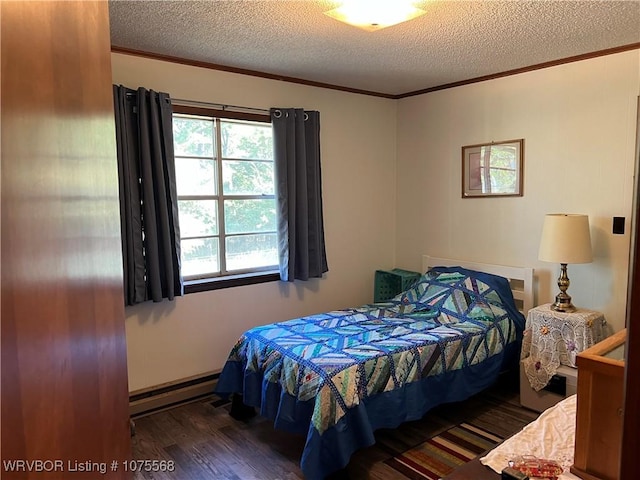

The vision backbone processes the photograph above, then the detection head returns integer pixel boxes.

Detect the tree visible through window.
[463,139,523,198]
[480,145,518,194]
[172,109,278,280]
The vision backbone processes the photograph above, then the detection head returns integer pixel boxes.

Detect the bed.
[444,394,579,480]
[215,256,533,479]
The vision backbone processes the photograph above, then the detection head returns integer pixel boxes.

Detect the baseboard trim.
[129,371,220,418]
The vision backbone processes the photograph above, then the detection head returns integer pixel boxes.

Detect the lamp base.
[550,295,576,313]
[551,263,577,312]
[551,301,576,313]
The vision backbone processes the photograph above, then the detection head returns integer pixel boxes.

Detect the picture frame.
[462,139,524,198]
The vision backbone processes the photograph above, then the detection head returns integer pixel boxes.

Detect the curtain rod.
[172,98,270,115]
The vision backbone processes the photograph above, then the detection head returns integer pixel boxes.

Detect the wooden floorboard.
[131,375,538,480]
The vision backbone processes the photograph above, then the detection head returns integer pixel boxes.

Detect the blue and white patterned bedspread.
[216,267,525,479]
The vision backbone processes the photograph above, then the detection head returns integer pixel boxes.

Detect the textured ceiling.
[109,0,640,96]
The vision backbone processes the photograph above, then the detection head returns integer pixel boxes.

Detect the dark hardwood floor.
[131,373,539,480]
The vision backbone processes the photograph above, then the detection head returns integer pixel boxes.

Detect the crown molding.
[112,42,640,100]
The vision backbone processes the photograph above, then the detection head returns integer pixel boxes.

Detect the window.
[172,106,278,288]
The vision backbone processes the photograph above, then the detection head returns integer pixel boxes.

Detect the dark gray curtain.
[113,85,182,305]
[271,108,328,281]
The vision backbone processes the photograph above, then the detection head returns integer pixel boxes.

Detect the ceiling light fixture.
[324,0,427,32]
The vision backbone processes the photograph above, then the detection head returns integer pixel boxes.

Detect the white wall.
[396,50,640,333]
[114,50,640,392]
[112,53,398,391]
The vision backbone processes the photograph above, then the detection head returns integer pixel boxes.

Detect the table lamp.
[538,213,592,312]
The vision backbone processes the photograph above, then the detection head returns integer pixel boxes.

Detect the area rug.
[384,422,503,480]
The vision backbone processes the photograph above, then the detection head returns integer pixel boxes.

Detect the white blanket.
[480,394,581,479]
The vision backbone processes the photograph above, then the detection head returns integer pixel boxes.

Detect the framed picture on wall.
[462,139,524,198]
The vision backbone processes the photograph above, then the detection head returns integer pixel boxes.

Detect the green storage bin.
[374,268,421,302]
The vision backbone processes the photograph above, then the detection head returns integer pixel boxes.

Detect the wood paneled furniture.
[1,2,131,478]
[571,329,626,480]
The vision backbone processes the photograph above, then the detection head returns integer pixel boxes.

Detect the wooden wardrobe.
[1,2,131,478]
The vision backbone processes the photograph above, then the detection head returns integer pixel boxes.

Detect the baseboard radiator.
[129,371,220,418]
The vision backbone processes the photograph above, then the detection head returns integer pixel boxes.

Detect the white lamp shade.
[538,214,593,264]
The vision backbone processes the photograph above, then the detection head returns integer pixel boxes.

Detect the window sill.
[183,271,280,294]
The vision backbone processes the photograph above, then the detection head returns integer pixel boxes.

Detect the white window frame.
[172,105,279,292]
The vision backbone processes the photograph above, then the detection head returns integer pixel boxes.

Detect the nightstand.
[519,303,607,411]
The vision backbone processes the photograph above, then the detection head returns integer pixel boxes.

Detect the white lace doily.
[521,304,606,391]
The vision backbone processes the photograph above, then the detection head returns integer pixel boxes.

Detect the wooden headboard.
[422,255,534,314]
